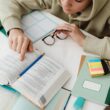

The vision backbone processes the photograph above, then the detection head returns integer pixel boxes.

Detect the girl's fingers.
[55,30,69,36]
[8,38,13,48]
[28,41,33,52]
[56,24,73,32]
[56,26,71,31]
[56,24,73,36]
[16,36,23,53]
[71,24,79,30]
[20,38,29,61]
[12,37,17,51]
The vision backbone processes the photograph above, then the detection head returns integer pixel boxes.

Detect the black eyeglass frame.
[42,30,67,46]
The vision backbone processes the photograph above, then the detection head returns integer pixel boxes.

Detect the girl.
[0,0,110,60]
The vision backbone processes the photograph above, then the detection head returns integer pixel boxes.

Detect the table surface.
[0,11,106,110]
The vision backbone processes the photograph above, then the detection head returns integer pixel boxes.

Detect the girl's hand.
[8,28,33,61]
[56,23,85,46]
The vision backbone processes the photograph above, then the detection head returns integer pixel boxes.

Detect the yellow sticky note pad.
[88,59,104,77]
[89,62,102,68]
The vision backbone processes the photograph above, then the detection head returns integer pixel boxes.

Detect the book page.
[22,11,57,43]
[12,56,67,108]
[0,49,41,85]
[12,96,38,110]
[0,85,19,110]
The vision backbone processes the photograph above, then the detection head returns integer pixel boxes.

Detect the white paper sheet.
[66,96,105,110]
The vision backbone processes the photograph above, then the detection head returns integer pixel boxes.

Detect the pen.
[63,93,71,110]
[19,53,45,77]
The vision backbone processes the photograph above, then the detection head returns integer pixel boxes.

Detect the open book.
[0,42,71,108]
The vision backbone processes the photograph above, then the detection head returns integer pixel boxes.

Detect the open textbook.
[0,32,71,109]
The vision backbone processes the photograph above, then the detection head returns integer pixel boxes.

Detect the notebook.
[72,56,110,106]
[0,32,71,109]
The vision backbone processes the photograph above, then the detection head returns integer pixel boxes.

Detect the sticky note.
[83,80,101,92]
[88,58,105,77]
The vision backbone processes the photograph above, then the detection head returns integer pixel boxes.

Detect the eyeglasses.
[42,30,68,46]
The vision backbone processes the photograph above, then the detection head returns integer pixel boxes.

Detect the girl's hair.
[105,106,110,110]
